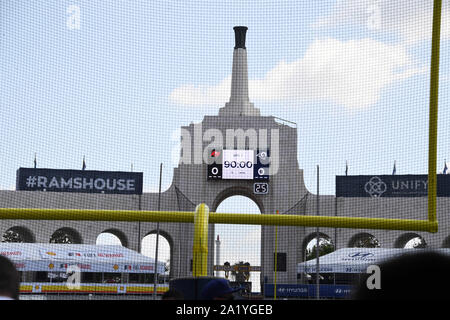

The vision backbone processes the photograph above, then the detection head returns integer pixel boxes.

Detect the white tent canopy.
[0,243,166,274]
[298,248,450,274]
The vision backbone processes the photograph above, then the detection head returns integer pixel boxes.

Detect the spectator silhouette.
[200,278,242,300]
[0,255,20,300]
[162,288,184,300]
[353,250,450,300]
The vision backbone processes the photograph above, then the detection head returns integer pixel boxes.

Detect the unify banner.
[16,168,143,194]
[336,175,450,198]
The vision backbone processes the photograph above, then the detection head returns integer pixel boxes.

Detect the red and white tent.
[0,243,166,274]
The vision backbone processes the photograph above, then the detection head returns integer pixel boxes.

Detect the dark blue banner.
[336,174,450,198]
[16,168,143,195]
[264,284,353,298]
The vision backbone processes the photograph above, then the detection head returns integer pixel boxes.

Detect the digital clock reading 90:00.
[222,150,254,179]
[223,161,253,169]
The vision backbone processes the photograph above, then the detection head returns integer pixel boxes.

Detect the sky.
[1,1,449,290]
[1,1,449,195]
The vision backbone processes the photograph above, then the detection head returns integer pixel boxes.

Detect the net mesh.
[0,0,449,300]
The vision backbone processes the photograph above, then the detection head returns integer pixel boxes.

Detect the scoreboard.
[207,149,269,180]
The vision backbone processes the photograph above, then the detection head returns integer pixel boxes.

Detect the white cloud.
[169,76,231,107]
[311,0,450,45]
[169,38,424,110]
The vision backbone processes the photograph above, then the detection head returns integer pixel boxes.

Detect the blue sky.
[1,0,449,197]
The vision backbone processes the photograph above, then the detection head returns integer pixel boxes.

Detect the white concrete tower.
[219,26,261,117]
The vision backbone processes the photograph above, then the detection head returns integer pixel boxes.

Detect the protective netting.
[0,1,449,300]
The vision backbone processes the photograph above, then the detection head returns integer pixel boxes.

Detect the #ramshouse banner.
[336,174,450,198]
[16,168,143,195]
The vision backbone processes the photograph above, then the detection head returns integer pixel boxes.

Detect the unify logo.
[171,124,280,175]
[364,176,387,197]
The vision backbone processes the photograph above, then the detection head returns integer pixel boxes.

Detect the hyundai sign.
[336,175,450,198]
[16,168,143,195]
[264,284,353,299]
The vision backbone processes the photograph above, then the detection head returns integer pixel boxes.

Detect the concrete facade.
[1,26,449,287]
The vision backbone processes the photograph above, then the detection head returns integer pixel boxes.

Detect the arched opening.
[96,229,128,247]
[214,195,261,295]
[49,227,82,244]
[394,233,427,248]
[302,232,334,262]
[2,226,35,243]
[301,232,335,285]
[442,235,450,249]
[348,232,381,248]
[141,231,172,283]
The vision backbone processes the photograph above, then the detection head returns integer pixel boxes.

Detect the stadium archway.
[2,226,35,243]
[442,235,450,248]
[141,231,173,277]
[302,232,334,262]
[50,227,82,244]
[348,232,380,248]
[96,229,128,247]
[213,194,262,293]
[394,233,427,248]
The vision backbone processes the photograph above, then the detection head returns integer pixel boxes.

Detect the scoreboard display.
[207,149,269,180]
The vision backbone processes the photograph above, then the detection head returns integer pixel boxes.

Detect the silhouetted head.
[353,250,450,300]
[162,288,184,300]
[200,278,241,300]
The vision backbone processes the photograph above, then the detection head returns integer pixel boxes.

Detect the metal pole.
[138,194,141,253]
[1,208,437,232]
[274,210,279,300]
[153,163,163,299]
[334,195,337,300]
[428,0,442,224]
[192,204,210,276]
[315,165,320,300]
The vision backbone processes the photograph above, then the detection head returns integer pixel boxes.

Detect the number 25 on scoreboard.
[254,182,268,195]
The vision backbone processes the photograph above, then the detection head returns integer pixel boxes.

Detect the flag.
[392,161,396,175]
[444,161,448,174]
[345,161,348,176]
[82,156,86,171]
[34,153,37,168]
